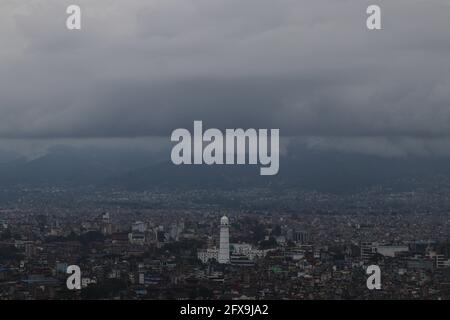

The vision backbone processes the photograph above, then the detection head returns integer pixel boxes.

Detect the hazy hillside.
[1,146,450,193]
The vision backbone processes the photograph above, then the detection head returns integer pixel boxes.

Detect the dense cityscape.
[1,186,450,300]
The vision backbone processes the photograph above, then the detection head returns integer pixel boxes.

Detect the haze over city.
[1,0,450,302]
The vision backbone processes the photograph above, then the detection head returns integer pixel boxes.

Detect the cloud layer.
[1,0,450,156]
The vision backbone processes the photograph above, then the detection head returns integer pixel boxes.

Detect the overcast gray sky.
[1,0,450,157]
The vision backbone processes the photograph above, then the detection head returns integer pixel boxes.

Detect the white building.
[198,217,268,265]
[197,248,219,263]
[128,232,146,245]
[376,245,409,257]
[132,221,147,233]
[429,252,450,268]
[231,243,266,260]
[218,216,230,264]
[361,242,409,262]
[232,243,252,256]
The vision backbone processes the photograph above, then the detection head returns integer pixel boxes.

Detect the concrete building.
[361,242,409,262]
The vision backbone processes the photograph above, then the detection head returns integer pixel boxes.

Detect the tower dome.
[220,216,229,225]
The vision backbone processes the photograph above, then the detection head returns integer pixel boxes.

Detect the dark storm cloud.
[1,0,450,155]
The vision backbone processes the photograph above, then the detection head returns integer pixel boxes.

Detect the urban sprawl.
[1,187,450,299]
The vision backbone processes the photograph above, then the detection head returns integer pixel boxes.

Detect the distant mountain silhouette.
[0,146,160,187]
[109,150,450,192]
[1,145,450,193]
